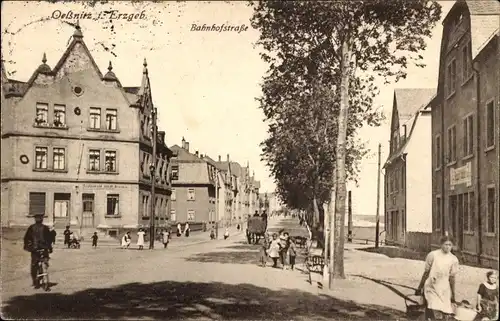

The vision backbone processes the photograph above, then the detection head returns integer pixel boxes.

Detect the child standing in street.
[224,228,230,240]
[268,233,281,268]
[91,232,98,248]
[288,237,297,270]
[476,270,499,321]
[259,234,269,267]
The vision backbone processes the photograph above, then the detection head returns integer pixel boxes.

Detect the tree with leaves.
[251,0,441,284]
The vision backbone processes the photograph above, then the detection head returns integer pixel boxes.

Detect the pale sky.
[1,1,454,215]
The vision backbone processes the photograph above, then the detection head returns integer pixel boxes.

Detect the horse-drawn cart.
[246,217,266,244]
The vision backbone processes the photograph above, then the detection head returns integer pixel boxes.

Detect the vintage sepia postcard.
[1,0,499,320]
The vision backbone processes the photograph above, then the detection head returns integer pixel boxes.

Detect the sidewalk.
[271,216,491,314]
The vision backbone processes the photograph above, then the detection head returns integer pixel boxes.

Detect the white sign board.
[450,162,472,190]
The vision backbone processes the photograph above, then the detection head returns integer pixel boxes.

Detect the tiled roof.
[466,0,500,15]
[170,145,204,163]
[124,86,140,94]
[202,155,218,167]
[230,161,242,176]
[394,88,435,124]
[216,161,230,172]
[470,15,499,59]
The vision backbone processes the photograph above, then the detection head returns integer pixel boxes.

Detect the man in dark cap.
[23,213,53,288]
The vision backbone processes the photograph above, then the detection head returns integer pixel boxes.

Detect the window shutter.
[29,192,46,216]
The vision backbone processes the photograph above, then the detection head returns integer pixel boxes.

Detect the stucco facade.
[1,24,172,236]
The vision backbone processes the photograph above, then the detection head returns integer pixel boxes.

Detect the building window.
[435,196,442,231]
[461,42,471,82]
[142,195,149,217]
[106,194,119,216]
[105,109,117,130]
[487,187,496,234]
[187,209,195,221]
[89,107,101,129]
[29,192,46,216]
[54,193,70,218]
[446,59,457,97]
[89,149,100,171]
[105,150,117,172]
[463,114,474,157]
[82,193,95,212]
[171,165,179,180]
[54,104,66,127]
[187,188,195,201]
[35,147,48,169]
[486,101,495,149]
[447,125,457,163]
[170,209,176,222]
[53,147,65,170]
[462,193,470,232]
[435,135,442,169]
[171,189,176,201]
[468,192,475,233]
[400,166,404,190]
[35,103,48,125]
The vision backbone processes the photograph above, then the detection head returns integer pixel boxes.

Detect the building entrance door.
[450,195,463,249]
[81,193,95,228]
[53,193,71,228]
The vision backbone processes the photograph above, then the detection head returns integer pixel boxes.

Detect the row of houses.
[383,0,499,268]
[0,23,264,238]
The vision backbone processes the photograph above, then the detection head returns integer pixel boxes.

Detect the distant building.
[432,0,499,268]
[383,88,435,251]
[0,24,173,237]
[169,138,217,225]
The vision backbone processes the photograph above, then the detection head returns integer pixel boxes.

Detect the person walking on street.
[161,229,170,249]
[279,231,289,269]
[49,227,57,247]
[63,225,71,248]
[268,233,280,268]
[184,222,190,237]
[415,235,459,321]
[224,228,229,240]
[177,223,182,237]
[91,232,98,248]
[137,228,145,250]
[259,234,270,267]
[288,237,297,270]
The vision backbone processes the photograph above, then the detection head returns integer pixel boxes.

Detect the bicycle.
[35,249,50,292]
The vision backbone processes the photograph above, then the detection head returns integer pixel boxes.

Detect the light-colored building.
[431,0,499,268]
[383,88,435,251]
[1,24,173,237]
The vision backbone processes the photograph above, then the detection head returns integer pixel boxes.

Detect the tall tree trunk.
[330,39,351,285]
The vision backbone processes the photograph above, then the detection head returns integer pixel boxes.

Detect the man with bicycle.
[23,213,53,288]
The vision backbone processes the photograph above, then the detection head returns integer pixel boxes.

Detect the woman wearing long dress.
[416,235,459,321]
[184,222,190,237]
[137,229,145,250]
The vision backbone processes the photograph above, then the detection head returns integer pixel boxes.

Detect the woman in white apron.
[416,235,459,320]
[137,229,145,250]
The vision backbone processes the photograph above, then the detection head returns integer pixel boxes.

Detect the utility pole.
[149,108,157,250]
[375,143,381,248]
[215,169,219,239]
[347,191,352,243]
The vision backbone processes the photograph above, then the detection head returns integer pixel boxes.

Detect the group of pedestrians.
[121,228,171,250]
[259,229,297,270]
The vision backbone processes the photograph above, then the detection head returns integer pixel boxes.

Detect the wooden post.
[375,143,381,248]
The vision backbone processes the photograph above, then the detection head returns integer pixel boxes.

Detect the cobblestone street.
[1,216,492,320]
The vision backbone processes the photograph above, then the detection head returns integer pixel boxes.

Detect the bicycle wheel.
[38,262,50,291]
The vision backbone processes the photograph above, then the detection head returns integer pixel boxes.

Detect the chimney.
[181,137,186,149]
[218,155,221,162]
[195,151,199,157]
[227,154,230,162]
[200,154,204,158]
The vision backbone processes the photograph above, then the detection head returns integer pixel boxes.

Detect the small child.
[477,270,499,321]
[259,234,269,267]
[288,237,297,270]
[91,232,98,248]
[224,228,229,240]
